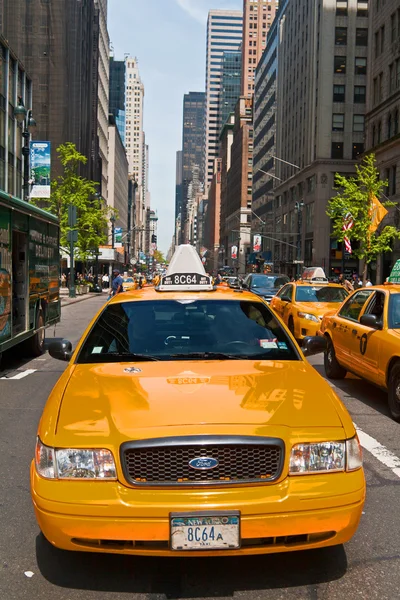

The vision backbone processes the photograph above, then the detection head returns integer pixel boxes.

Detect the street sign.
[68,205,77,227]
[67,230,78,243]
[389,259,400,283]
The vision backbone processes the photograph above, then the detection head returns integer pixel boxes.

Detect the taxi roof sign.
[157,245,214,292]
[388,259,400,283]
[301,267,328,283]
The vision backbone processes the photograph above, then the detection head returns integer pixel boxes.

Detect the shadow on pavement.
[311,362,390,419]
[36,534,347,596]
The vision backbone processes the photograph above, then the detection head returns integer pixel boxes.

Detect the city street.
[0,296,400,600]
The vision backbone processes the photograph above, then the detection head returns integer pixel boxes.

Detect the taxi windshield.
[77,299,299,363]
[295,286,348,303]
[123,277,134,282]
[250,275,289,289]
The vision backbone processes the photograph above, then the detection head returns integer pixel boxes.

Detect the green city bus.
[0,189,60,363]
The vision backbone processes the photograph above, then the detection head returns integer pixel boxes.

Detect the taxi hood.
[53,361,345,445]
[296,301,342,316]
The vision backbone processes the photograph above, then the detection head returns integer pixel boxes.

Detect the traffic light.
[151,234,157,244]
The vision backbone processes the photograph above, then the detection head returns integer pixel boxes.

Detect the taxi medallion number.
[170,513,240,550]
[161,273,211,286]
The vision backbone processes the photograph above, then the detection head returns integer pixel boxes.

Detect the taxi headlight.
[297,311,319,322]
[289,437,362,474]
[35,438,117,480]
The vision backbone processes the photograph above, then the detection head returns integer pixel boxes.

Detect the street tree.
[32,142,116,261]
[327,153,400,283]
[153,249,165,263]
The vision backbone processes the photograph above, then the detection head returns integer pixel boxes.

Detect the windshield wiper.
[106,352,159,361]
[170,352,245,360]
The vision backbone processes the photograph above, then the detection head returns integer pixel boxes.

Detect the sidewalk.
[60,288,108,307]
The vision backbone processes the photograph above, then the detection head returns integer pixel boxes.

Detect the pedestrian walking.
[102,273,109,289]
[365,278,373,287]
[108,269,124,299]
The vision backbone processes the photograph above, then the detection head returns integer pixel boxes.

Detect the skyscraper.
[0,0,100,181]
[241,0,279,97]
[220,51,242,129]
[205,10,243,189]
[109,56,126,145]
[125,57,145,257]
[94,0,110,203]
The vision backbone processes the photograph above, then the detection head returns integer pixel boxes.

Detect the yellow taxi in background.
[122,276,138,292]
[270,269,348,341]
[32,246,364,557]
[320,283,400,421]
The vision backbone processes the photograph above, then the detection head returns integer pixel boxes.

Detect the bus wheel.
[24,310,45,357]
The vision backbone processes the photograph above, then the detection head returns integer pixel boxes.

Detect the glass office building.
[220,50,242,132]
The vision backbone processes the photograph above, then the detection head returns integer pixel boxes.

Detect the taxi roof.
[110,284,259,304]
[292,281,344,288]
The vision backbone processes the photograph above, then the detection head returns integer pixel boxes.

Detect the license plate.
[170,512,240,551]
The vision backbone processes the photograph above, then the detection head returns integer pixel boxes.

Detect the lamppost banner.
[114,227,122,246]
[30,141,51,198]
[253,234,262,253]
[231,245,238,260]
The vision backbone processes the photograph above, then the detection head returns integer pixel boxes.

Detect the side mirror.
[48,339,73,361]
[281,295,291,303]
[302,335,327,357]
[360,314,382,330]
[241,282,248,289]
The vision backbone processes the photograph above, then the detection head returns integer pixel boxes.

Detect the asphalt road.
[0,295,399,600]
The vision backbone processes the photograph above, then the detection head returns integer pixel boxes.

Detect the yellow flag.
[369,194,388,232]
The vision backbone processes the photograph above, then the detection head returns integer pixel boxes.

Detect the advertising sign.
[253,234,262,253]
[231,245,238,260]
[30,141,51,198]
[114,227,122,247]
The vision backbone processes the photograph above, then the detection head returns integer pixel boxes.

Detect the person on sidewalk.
[102,273,109,289]
[108,269,124,299]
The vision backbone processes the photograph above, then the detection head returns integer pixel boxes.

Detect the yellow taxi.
[270,268,348,341]
[122,276,138,292]
[320,281,400,421]
[31,246,365,557]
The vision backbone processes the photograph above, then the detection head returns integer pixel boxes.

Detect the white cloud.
[175,0,241,24]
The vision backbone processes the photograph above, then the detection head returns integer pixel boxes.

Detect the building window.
[355,57,367,75]
[377,121,382,144]
[388,113,393,138]
[336,1,347,16]
[357,1,368,17]
[333,85,345,102]
[305,203,314,231]
[391,12,397,43]
[352,143,364,159]
[391,165,397,196]
[332,113,345,131]
[395,109,399,135]
[380,25,385,53]
[354,85,366,103]
[356,28,368,46]
[307,175,316,193]
[353,114,365,132]
[335,27,347,45]
[331,142,344,159]
[334,56,346,73]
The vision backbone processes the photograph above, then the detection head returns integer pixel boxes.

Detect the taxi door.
[271,284,293,322]
[331,289,375,371]
[348,290,388,386]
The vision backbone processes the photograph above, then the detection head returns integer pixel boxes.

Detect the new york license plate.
[170,513,240,551]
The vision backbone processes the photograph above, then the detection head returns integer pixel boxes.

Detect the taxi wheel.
[388,363,400,422]
[324,338,346,379]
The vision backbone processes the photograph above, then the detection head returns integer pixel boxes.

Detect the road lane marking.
[0,369,37,380]
[355,424,400,479]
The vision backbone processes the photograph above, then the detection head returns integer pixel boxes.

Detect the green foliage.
[31,143,116,260]
[153,249,165,263]
[327,153,400,269]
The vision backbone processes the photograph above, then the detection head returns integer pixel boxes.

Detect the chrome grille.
[121,436,284,486]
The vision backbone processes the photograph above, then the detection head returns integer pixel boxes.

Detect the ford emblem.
[189,457,219,470]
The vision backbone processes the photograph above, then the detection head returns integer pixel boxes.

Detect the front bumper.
[31,462,365,556]
[295,318,322,340]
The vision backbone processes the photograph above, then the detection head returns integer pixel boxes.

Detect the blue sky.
[108,0,242,255]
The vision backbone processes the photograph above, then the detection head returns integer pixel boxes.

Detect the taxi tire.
[388,363,400,422]
[324,338,347,380]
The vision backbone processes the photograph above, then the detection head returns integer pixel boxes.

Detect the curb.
[61,294,107,307]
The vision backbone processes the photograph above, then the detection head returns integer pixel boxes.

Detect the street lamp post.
[110,213,116,275]
[14,97,37,201]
